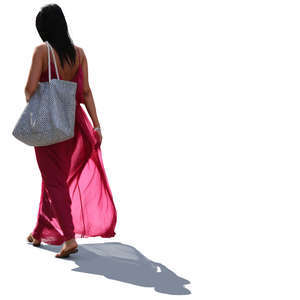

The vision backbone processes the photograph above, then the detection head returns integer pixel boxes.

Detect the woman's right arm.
[80,48,101,129]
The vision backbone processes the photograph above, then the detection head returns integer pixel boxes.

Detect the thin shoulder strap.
[45,41,60,81]
[77,46,81,67]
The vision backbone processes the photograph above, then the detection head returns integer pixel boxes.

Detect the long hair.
[36,4,76,69]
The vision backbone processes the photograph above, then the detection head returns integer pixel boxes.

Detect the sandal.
[55,246,78,258]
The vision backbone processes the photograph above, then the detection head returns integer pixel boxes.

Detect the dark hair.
[36,4,76,69]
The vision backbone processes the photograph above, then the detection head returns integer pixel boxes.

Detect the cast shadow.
[40,242,191,295]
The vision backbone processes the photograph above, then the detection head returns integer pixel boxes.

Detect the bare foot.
[27,233,41,247]
[55,238,78,258]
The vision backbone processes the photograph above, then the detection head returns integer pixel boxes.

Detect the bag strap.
[45,41,60,81]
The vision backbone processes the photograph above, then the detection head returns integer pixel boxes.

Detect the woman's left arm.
[24,45,43,102]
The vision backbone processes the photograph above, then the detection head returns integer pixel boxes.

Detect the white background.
[1,0,300,299]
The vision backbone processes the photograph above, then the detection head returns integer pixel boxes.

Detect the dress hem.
[35,231,116,246]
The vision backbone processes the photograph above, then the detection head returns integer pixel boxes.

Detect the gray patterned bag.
[12,41,77,147]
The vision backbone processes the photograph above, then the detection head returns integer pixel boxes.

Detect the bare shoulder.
[36,42,46,49]
[73,45,86,64]
[33,43,46,56]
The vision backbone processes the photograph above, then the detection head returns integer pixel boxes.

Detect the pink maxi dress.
[31,49,117,245]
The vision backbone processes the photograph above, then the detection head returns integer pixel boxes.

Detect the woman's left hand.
[94,129,102,146]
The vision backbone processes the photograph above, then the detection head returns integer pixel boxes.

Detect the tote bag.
[12,41,77,147]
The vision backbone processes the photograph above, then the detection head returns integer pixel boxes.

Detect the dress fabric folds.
[31,52,117,245]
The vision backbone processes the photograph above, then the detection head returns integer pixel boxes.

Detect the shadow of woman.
[40,242,191,295]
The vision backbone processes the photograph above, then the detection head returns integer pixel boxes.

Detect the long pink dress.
[31,49,117,245]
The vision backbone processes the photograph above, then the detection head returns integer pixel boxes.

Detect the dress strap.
[77,46,81,68]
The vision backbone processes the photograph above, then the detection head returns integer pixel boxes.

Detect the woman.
[24,4,117,258]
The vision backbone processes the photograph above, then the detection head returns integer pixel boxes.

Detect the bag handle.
[45,41,60,81]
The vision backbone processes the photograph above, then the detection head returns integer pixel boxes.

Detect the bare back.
[41,43,83,81]
[25,42,91,103]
